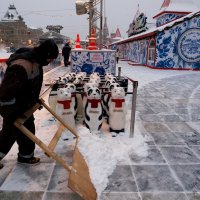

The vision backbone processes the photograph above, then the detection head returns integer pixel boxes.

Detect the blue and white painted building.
[113,0,200,70]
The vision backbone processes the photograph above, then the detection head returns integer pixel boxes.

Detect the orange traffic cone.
[88,28,97,50]
[75,34,81,49]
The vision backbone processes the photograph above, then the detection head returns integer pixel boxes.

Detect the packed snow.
[0,52,199,198]
[0,48,11,59]
[34,63,200,198]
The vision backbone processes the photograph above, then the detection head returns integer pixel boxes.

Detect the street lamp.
[75,0,88,15]
[28,39,32,46]
[75,0,103,48]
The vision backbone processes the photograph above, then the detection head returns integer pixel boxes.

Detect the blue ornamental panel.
[119,40,148,64]
[71,50,116,75]
[178,28,200,63]
[156,13,185,27]
[156,16,200,69]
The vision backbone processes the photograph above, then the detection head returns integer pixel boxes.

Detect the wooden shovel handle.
[14,120,72,172]
[40,99,79,138]
[45,124,65,156]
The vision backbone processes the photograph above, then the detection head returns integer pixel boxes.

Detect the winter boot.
[18,156,40,165]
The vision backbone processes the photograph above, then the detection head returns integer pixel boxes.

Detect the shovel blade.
[68,146,97,200]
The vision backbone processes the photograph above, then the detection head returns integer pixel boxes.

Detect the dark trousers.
[116,57,119,64]
[64,55,70,66]
[0,115,35,159]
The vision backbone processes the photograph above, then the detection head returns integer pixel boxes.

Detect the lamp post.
[89,0,94,37]
[99,0,103,49]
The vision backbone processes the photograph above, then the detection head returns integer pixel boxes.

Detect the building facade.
[112,0,200,70]
[0,4,43,48]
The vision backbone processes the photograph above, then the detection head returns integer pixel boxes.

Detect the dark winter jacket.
[0,48,43,120]
[62,43,71,58]
[0,39,58,120]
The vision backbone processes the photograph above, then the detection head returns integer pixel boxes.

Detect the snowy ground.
[0,61,200,200]
[0,49,11,59]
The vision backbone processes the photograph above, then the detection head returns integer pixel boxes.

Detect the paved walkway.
[102,72,200,200]
[0,63,200,200]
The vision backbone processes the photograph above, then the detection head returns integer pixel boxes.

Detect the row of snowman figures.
[51,71,127,135]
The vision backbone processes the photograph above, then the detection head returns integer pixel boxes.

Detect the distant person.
[10,47,16,53]
[10,43,16,53]
[0,39,59,169]
[62,41,71,67]
[116,48,120,64]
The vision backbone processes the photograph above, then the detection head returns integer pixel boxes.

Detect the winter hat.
[35,39,59,65]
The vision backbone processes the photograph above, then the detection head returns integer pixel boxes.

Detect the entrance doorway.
[147,39,156,66]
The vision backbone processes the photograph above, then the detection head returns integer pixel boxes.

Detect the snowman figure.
[55,87,76,130]
[109,87,126,134]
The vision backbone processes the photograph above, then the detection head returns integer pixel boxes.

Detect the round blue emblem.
[178,28,200,63]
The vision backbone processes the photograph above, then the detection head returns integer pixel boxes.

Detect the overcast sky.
[1,0,200,40]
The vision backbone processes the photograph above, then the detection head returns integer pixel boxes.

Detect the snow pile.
[77,125,148,198]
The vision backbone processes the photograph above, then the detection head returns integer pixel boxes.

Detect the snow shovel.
[14,98,97,200]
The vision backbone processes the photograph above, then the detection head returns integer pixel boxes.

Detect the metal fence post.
[118,66,121,78]
[129,80,138,138]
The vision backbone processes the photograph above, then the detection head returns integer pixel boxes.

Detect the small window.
[148,39,155,65]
